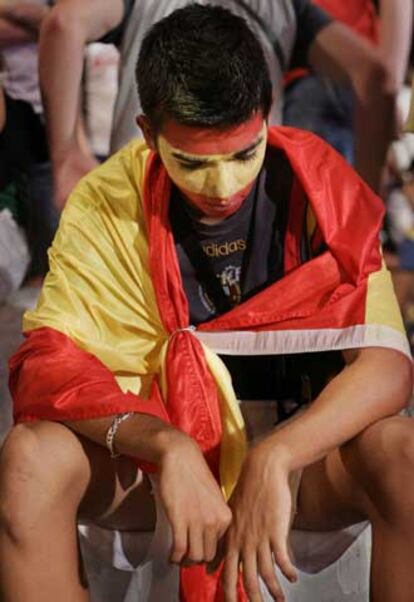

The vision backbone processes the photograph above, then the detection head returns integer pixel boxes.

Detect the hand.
[53,147,99,210]
[0,3,49,31]
[221,444,298,602]
[158,434,232,566]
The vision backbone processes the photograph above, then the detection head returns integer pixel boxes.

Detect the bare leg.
[293,416,414,602]
[0,421,155,602]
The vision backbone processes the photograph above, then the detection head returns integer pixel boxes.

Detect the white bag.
[0,209,30,303]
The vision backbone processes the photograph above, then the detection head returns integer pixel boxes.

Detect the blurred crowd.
[1,0,414,344]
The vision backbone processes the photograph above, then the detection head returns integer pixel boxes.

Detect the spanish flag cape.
[9,127,409,601]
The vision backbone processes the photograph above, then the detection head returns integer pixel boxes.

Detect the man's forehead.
[159,112,265,156]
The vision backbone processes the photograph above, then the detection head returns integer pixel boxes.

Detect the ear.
[136,115,156,150]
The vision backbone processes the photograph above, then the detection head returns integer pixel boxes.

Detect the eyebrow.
[171,135,264,164]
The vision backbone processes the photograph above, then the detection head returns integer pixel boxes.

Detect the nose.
[206,162,238,199]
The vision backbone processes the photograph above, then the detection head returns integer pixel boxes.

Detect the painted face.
[157,113,267,220]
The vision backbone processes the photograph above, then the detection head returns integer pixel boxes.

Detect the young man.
[1,5,412,602]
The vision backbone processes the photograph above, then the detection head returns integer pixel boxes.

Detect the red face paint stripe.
[160,112,264,155]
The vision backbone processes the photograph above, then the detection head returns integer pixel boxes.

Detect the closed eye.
[178,151,258,171]
[177,160,207,171]
[234,150,258,163]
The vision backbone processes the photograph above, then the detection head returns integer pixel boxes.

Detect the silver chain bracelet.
[105,412,134,458]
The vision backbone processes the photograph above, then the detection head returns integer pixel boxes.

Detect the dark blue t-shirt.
[170,147,292,324]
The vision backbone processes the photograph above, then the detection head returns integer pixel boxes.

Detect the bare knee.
[342,416,414,524]
[0,422,90,542]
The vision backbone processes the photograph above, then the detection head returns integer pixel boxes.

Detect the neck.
[198,216,225,225]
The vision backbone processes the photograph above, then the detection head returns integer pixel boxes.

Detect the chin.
[192,193,248,216]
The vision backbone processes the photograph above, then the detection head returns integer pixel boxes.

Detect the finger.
[270,538,298,584]
[203,526,219,564]
[241,548,263,602]
[207,536,226,574]
[257,544,285,602]
[169,520,188,564]
[187,524,204,564]
[221,550,239,602]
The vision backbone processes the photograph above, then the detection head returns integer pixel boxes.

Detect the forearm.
[355,0,413,189]
[379,0,412,93]
[10,327,176,460]
[309,21,395,190]
[0,4,49,33]
[65,413,188,465]
[258,348,412,472]
[39,0,123,165]
[39,11,87,164]
[353,67,395,192]
[0,17,36,46]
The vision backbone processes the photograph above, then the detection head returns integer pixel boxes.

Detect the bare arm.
[65,412,185,466]
[308,21,395,191]
[378,0,412,93]
[38,0,124,206]
[64,412,232,565]
[222,347,412,599]
[256,347,412,471]
[0,3,49,33]
[0,16,37,47]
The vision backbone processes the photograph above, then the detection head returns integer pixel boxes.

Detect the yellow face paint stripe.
[158,124,267,199]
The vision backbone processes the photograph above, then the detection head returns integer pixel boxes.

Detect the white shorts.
[79,399,368,583]
[79,475,180,601]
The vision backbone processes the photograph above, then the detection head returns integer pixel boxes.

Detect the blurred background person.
[0,0,51,297]
[283,0,412,192]
[0,0,112,292]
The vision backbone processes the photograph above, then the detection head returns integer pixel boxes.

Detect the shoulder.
[267,125,337,155]
[266,126,375,197]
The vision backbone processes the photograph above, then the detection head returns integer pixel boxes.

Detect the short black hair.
[136,4,272,131]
